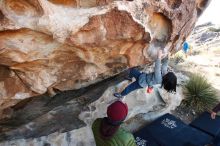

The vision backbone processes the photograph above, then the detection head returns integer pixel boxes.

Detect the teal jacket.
[138,57,168,87]
[92,118,136,146]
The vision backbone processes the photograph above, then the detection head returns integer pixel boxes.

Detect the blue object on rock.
[183,42,189,53]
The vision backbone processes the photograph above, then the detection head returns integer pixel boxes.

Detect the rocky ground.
[0,0,216,145]
[171,23,220,124]
[0,70,186,146]
[0,22,219,145]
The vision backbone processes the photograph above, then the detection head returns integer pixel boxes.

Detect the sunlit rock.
[0,0,210,111]
[0,72,186,145]
[0,0,211,140]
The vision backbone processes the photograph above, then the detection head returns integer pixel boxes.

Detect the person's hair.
[161,72,177,92]
[100,117,120,139]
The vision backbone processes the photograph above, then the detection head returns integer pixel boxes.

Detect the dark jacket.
[92,118,136,146]
[213,103,220,113]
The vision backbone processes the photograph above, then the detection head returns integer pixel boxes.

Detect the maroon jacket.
[213,103,220,113]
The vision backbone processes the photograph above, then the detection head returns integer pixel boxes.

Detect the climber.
[113,50,177,99]
[183,42,189,54]
[182,41,191,58]
[92,100,136,146]
[211,103,220,119]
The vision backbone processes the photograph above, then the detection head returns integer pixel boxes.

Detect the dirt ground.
[170,46,220,124]
[171,104,198,124]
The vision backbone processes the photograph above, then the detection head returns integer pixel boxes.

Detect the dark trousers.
[121,69,143,96]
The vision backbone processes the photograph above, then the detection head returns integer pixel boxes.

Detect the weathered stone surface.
[0,0,210,111]
[0,71,186,145]
[189,22,220,49]
[0,0,211,134]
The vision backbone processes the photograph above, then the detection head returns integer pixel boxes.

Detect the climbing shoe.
[125,76,133,81]
[113,93,123,99]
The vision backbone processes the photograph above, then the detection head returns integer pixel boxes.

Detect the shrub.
[182,73,218,113]
[191,50,201,56]
[209,27,220,32]
[172,51,185,64]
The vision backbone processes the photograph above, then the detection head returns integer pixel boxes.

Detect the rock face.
[0,0,210,118]
[0,0,211,143]
[0,72,186,145]
[189,22,220,49]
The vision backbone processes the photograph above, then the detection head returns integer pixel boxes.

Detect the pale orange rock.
[0,65,34,118]
[48,0,115,7]
[0,0,211,117]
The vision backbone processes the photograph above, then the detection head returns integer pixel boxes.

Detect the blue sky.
[197,0,220,25]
